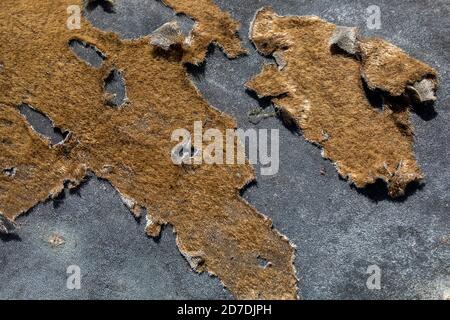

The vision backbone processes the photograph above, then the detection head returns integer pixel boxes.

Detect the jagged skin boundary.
[162,0,247,65]
[0,1,297,299]
[246,8,438,198]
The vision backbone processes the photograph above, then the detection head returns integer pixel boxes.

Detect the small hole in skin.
[18,104,67,145]
[104,69,127,107]
[69,39,106,68]
[2,167,16,177]
[257,256,271,268]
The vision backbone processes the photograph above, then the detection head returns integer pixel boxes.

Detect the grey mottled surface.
[1,0,449,300]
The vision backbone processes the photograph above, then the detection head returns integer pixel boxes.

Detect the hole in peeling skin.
[104,69,127,107]
[69,39,106,68]
[2,167,16,177]
[257,256,271,269]
[18,104,68,145]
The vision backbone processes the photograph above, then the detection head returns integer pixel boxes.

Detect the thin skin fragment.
[407,78,437,103]
[0,1,297,299]
[150,21,184,51]
[329,26,359,55]
[246,8,437,197]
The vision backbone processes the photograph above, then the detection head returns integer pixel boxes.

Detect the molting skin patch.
[246,7,438,198]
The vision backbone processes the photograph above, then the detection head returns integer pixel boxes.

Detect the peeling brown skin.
[162,0,247,64]
[0,1,297,299]
[359,38,438,96]
[246,8,438,197]
[328,27,438,98]
[0,105,86,219]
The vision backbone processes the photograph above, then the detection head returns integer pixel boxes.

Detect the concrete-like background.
[0,0,449,299]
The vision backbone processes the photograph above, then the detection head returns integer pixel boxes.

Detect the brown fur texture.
[246,8,438,197]
[0,1,297,299]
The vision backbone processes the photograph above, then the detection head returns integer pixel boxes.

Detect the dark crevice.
[18,104,67,145]
[330,44,360,60]
[362,80,384,111]
[85,0,115,13]
[69,39,106,68]
[0,232,21,242]
[245,89,273,110]
[52,181,72,209]
[361,76,438,121]
[185,44,217,81]
[104,69,127,107]
[239,179,257,197]
[186,62,206,81]
[2,167,16,177]
[353,179,424,203]
[410,99,438,121]
[52,177,91,209]
[245,89,299,133]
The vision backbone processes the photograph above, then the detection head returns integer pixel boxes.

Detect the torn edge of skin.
[329,25,438,102]
[407,78,437,103]
[18,104,72,147]
[145,213,163,238]
[246,8,438,198]
[161,0,247,65]
[119,193,145,219]
[174,223,300,299]
[329,26,360,55]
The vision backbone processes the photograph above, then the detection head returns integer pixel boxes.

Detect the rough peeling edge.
[247,8,431,197]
